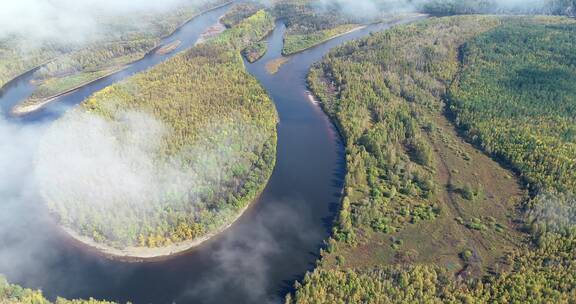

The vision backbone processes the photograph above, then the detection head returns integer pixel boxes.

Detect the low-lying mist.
[1,0,573,52]
[33,106,270,248]
[0,0,214,45]
[0,107,307,302]
[313,0,575,18]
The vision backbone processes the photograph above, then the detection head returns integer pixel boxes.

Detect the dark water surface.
[0,5,419,303]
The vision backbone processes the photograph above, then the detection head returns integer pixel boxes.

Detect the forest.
[271,0,361,55]
[2,0,228,110]
[448,18,576,193]
[37,9,278,249]
[307,14,512,251]
[289,15,576,303]
[221,2,263,28]
[0,276,115,304]
[221,2,272,63]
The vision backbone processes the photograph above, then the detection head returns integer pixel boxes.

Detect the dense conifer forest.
[421,0,575,15]
[448,18,576,192]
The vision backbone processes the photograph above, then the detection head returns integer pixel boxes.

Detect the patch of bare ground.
[324,109,527,277]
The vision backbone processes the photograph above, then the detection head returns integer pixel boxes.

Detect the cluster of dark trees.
[221,2,263,28]
[273,0,356,34]
[448,19,576,193]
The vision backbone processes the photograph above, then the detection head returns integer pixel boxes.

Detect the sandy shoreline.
[59,199,255,260]
[11,67,128,116]
[306,91,319,105]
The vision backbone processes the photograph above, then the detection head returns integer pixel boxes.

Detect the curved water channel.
[0,3,421,303]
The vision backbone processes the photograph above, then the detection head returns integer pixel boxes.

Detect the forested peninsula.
[36,9,278,257]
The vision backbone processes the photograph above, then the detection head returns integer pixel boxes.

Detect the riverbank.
[0,59,55,94]
[59,196,257,261]
[11,66,128,116]
[7,1,233,118]
[279,13,427,57]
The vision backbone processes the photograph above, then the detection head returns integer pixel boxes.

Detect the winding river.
[0,3,419,303]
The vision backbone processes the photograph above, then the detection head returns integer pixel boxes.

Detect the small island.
[155,40,182,55]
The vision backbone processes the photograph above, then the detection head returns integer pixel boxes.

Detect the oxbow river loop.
[0,4,422,303]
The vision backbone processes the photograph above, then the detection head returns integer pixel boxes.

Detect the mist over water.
[0,114,53,285]
[0,0,214,44]
[33,103,270,249]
